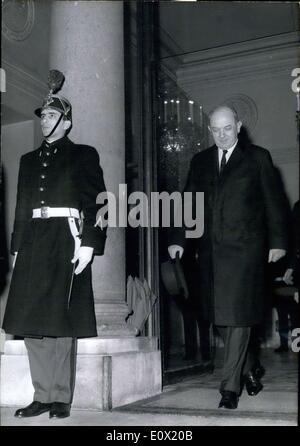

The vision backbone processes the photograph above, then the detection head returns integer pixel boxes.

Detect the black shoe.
[274,345,289,353]
[218,390,238,409]
[49,402,71,419]
[14,401,52,418]
[244,371,263,396]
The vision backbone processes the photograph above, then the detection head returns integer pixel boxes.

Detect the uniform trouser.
[24,337,77,404]
[216,326,253,395]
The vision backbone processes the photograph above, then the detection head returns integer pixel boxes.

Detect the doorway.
[124,1,299,385]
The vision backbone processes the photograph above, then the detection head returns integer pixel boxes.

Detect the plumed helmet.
[35,70,72,121]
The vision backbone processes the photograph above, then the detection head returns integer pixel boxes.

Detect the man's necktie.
[219,149,228,175]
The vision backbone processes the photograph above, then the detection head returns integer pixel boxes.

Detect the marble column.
[49,1,135,337]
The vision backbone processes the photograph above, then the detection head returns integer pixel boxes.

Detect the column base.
[0,338,162,410]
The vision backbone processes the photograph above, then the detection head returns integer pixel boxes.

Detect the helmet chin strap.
[44,112,64,139]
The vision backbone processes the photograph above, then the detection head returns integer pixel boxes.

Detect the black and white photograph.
[0,0,299,430]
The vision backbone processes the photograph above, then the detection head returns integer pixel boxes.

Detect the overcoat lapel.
[206,146,219,208]
[212,145,219,182]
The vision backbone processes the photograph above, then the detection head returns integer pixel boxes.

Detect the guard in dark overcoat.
[169,105,287,409]
[2,70,107,419]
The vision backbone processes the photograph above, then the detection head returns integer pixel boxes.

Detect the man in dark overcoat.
[168,105,287,409]
[2,71,107,419]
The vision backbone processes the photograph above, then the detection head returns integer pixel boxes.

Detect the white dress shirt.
[218,140,238,169]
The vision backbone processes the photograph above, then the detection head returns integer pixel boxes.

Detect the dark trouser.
[216,326,253,394]
[24,337,77,404]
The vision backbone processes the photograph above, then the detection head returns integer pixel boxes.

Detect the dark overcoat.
[173,141,288,326]
[2,136,107,337]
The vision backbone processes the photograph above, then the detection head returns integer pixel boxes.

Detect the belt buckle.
[41,206,49,219]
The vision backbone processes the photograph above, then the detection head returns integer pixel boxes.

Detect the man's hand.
[168,245,184,260]
[283,268,294,285]
[268,249,286,263]
[72,246,94,275]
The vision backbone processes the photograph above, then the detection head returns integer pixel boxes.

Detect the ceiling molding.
[159,27,185,62]
[159,24,185,76]
[177,32,299,87]
[2,59,48,101]
[180,32,299,64]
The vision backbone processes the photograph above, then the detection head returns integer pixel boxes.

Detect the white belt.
[32,207,80,219]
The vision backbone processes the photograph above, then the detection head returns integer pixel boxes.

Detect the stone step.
[0,338,162,410]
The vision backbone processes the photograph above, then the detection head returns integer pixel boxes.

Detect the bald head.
[208,105,242,150]
[208,105,239,123]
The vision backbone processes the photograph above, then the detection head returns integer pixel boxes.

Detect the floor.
[1,348,298,427]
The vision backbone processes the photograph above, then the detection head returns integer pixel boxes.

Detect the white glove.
[12,252,18,268]
[71,246,94,275]
[283,268,294,285]
[168,245,184,260]
[268,249,286,263]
